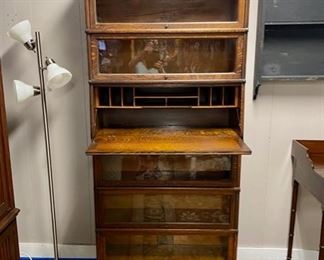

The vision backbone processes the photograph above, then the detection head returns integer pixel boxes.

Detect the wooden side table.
[288,140,324,260]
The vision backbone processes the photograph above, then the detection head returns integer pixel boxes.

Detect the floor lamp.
[8,20,73,260]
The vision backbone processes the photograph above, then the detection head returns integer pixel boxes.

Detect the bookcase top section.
[86,128,251,155]
[85,0,249,32]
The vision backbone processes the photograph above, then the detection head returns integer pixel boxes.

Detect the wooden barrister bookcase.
[85,1,250,259]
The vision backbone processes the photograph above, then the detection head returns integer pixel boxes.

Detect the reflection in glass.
[104,233,228,259]
[97,155,232,183]
[98,39,236,74]
[100,192,231,225]
[96,0,238,23]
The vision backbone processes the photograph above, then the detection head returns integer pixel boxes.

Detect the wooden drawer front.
[97,229,237,260]
[94,155,239,187]
[89,34,245,82]
[86,0,248,31]
[96,188,238,229]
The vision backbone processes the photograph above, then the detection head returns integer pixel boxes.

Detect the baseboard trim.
[20,243,319,260]
[238,247,318,260]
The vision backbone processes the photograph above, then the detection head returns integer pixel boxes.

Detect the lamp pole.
[35,31,59,260]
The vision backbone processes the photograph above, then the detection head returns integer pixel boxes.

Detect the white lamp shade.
[46,63,72,89]
[13,80,35,102]
[7,20,33,44]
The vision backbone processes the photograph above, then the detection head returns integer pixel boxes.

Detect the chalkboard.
[254,0,324,99]
[265,0,324,24]
[263,25,324,78]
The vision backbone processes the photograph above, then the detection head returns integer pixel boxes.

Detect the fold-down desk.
[288,140,324,260]
[87,127,251,155]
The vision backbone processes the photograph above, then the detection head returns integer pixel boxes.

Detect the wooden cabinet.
[86,0,249,31]
[0,63,20,259]
[96,188,239,229]
[93,155,240,187]
[0,221,19,260]
[97,229,237,260]
[85,1,250,259]
[89,34,246,81]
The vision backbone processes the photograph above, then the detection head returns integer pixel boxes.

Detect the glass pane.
[99,191,231,225]
[96,0,238,23]
[104,233,228,259]
[97,39,236,74]
[97,155,232,184]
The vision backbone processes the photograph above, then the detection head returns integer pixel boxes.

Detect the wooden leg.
[287,181,299,260]
[319,209,324,260]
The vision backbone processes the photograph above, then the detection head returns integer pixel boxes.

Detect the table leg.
[319,209,324,260]
[287,181,299,260]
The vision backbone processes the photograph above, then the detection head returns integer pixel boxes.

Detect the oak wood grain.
[85,0,249,32]
[87,128,251,155]
[0,221,19,260]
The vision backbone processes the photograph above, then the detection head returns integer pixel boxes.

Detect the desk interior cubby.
[94,85,240,108]
[91,84,243,131]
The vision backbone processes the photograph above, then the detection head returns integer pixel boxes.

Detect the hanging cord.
[21,252,33,260]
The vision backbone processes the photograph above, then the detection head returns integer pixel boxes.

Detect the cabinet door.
[86,0,249,31]
[97,229,237,260]
[89,33,245,82]
[0,65,14,222]
[94,155,239,187]
[96,188,239,229]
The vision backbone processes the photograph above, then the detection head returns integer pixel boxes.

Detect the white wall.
[0,0,94,245]
[0,0,323,253]
[241,0,323,251]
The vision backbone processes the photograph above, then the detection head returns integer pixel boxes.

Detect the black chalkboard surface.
[265,0,324,24]
[254,0,324,99]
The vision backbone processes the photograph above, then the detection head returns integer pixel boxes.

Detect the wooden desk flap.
[87,128,251,155]
[292,140,324,204]
[293,140,324,175]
